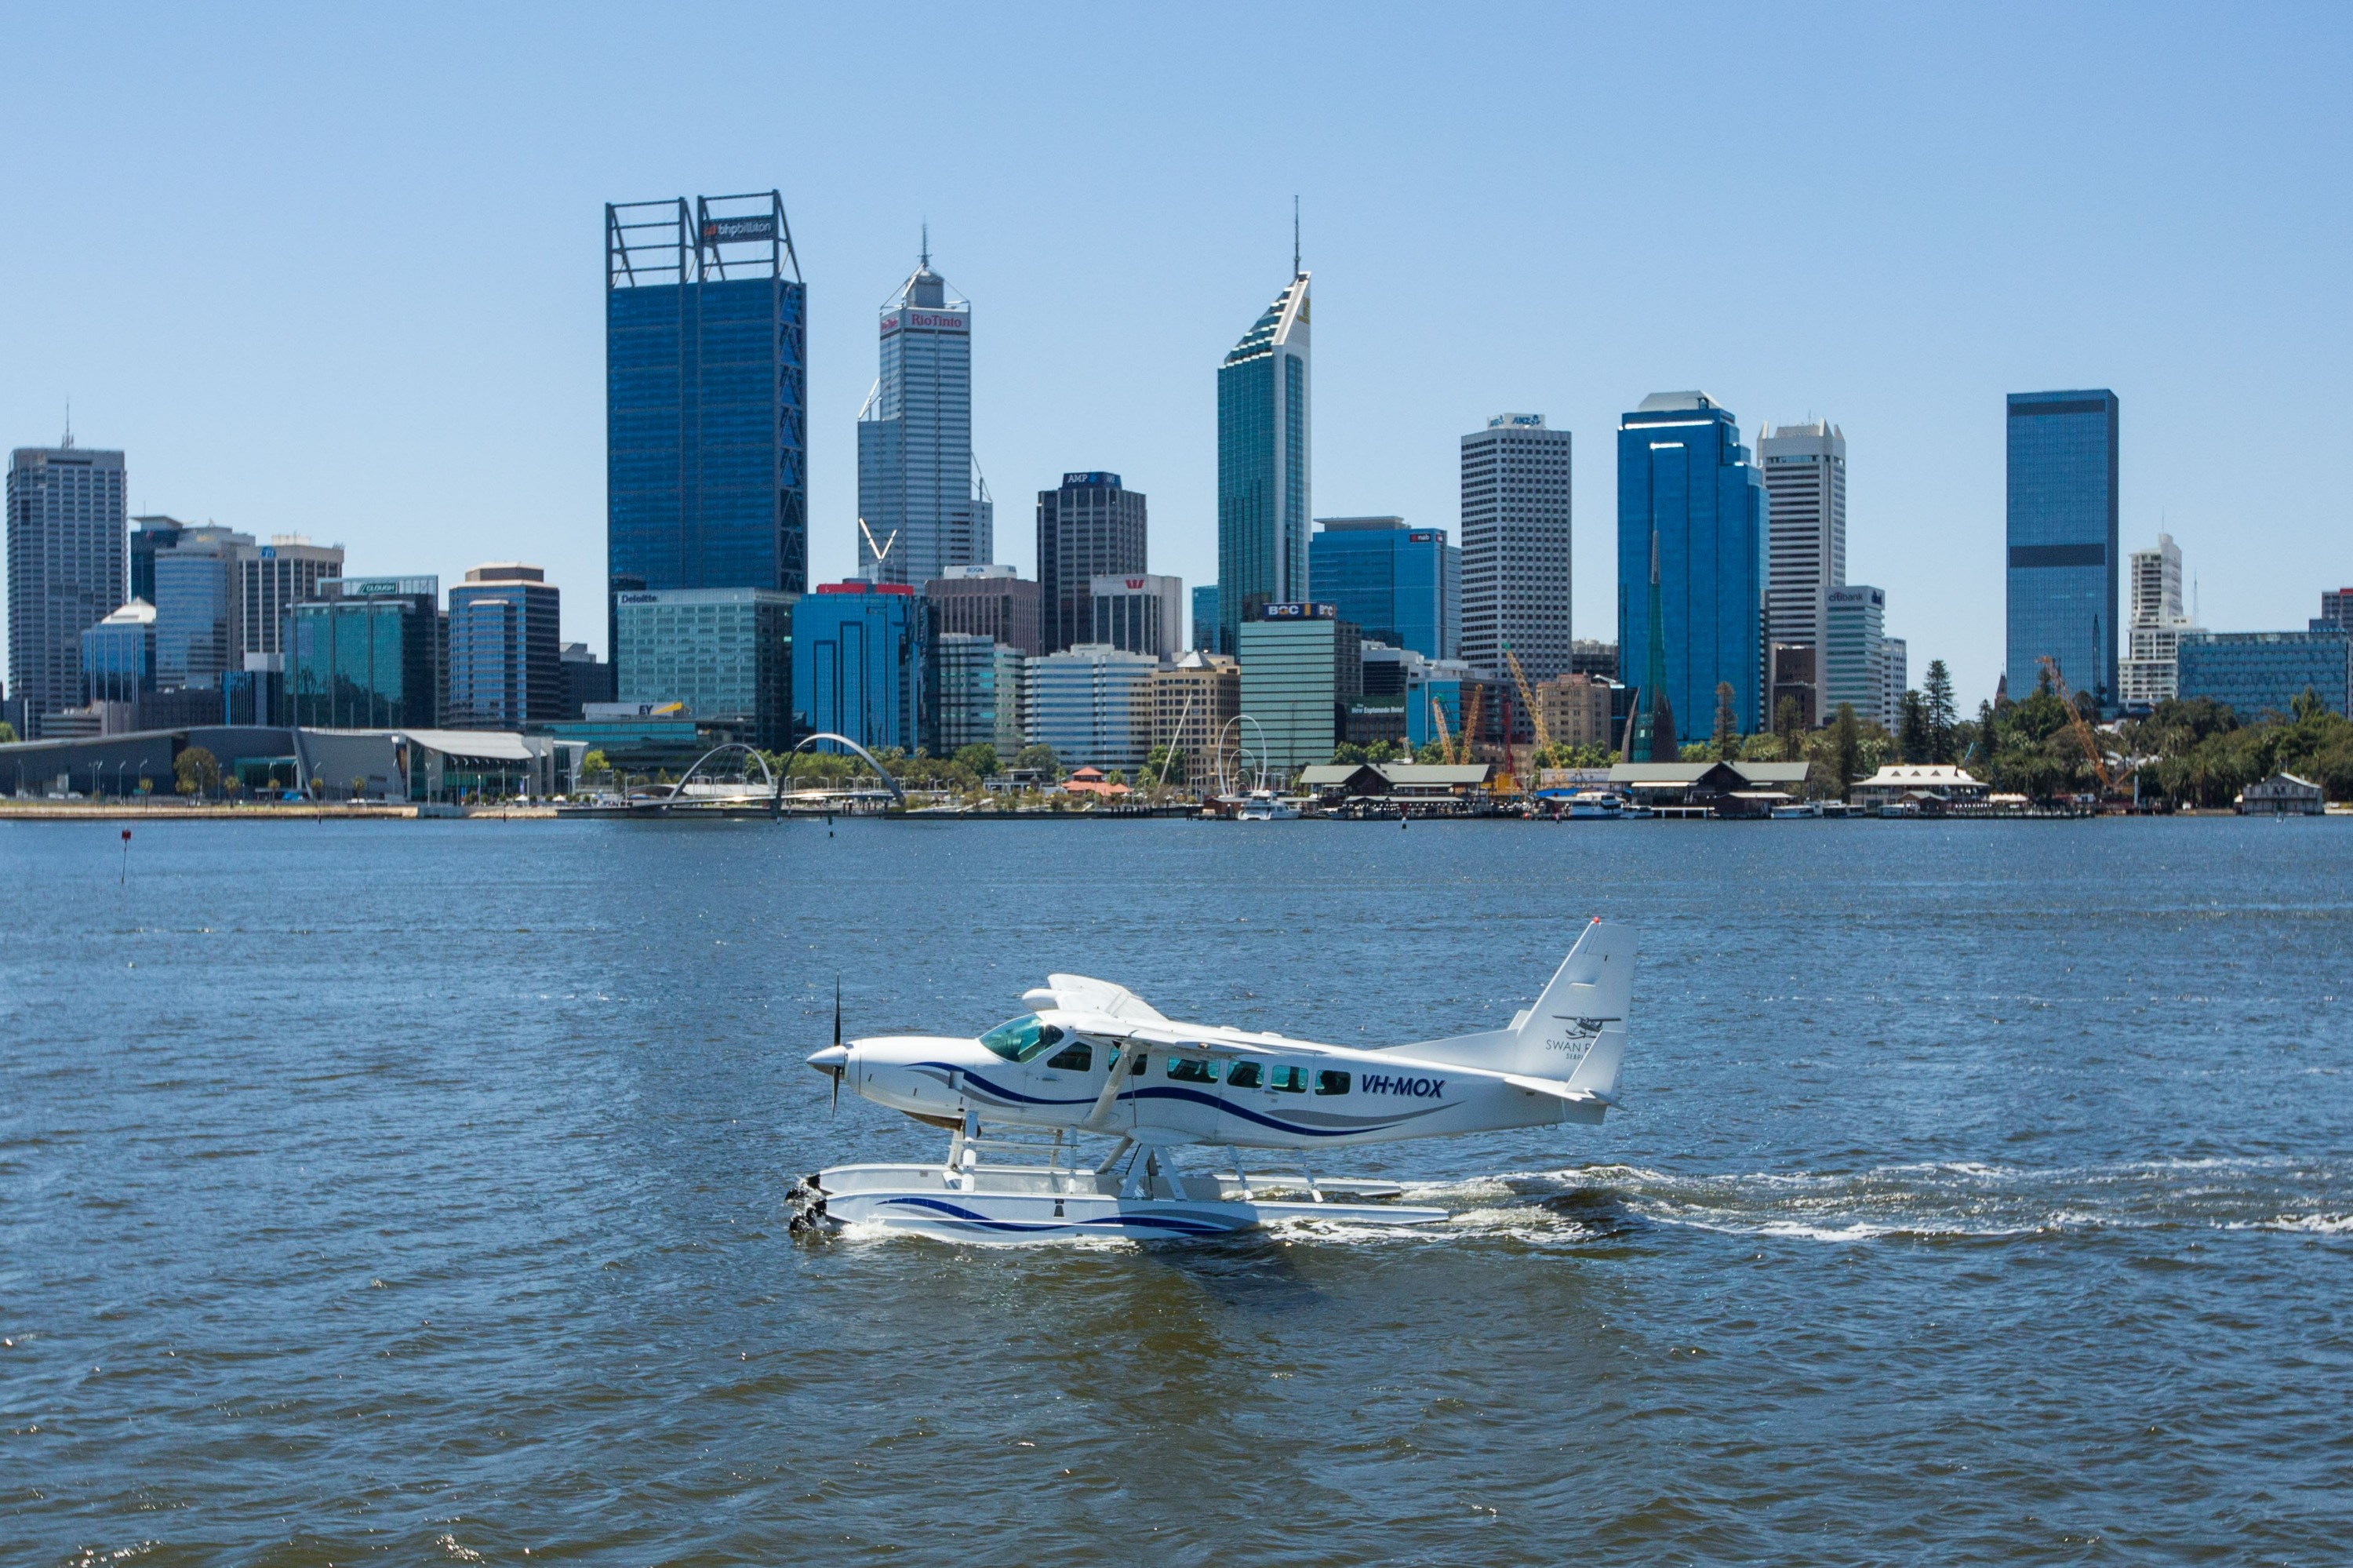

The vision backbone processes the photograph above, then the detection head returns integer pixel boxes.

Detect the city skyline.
[3,8,2350,710]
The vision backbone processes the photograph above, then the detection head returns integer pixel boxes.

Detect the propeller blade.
[834,977,842,1048]
[831,1066,841,1115]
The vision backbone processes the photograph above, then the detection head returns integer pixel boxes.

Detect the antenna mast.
[1293,195,1300,277]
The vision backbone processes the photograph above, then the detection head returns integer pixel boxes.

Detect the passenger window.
[1268,1065,1308,1093]
[1315,1070,1351,1096]
[1225,1061,1263,1090]
[1166,1057,1219,1083]
[1045,1041,1092,1071]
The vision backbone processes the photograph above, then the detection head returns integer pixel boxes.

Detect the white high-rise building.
[2119,531,2198,710]
[1758,420,1846,722]
[1824,584,1888,727]
[1880,635,1908,726]
[1458,413,1573,681]
[7,439,126,723]
[857,241,991,586]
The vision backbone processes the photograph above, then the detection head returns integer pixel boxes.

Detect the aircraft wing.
[1021,974,1169,1024]
[1049,1016,1280,1059]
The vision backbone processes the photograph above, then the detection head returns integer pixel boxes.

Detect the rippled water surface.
[4,815,2350,1565]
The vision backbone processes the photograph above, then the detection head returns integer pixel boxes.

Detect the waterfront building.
[151,525,254,692]
[2177,628,2351,719]
[1022,643,1157,775]
[2238,773,2324,815]
[286,576,446,729]
[1148,649,1239,786]
[791,580,921,754]
[926,564,1042,656]
[606,193,807,658]
[927,631,1023,759]
[1191,585,1219,651]
[1237,603,1359,776]
[81,600,156,707]
[1308,516,1458,661]
[449,564,564,729]
[615,586,795,751]
[559,642,615,719]
[547,702,729,777]
[1460,413,1574,680]
[1824,585,1889,727]
[7,440,127,725]
[1037,472,1146,654]
[857,243,991,585]
[1757,420,1846,726]
[2006,389,2120,711]
[1616,393,1767,736]
[1089,573,1184,660]
[1537,673,1613,751]
[1217,270,1311,655]
[1849,763,1989,811]
[129,516,183,604]
[2119,532,2198,711]
[235,535,344,660]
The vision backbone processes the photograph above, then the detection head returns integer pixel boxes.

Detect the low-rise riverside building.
[1607,759,1814,817]
[2237,772,2324,815]
[1849,763,1988,812]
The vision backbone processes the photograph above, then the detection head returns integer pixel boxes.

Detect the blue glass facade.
[1191,585,1219,651]
[1216,274,1309,654]
[791,583,922,754]
[2006,390,2119,709]
[285,578,445,729]
[606,195,807,674]
[1616,395,1767,736]
[2177,629,2351,719]
[448,571,563,729]
[1309,521,1457,660]
[81,606,155,706]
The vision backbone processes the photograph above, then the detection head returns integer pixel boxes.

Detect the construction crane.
[1459,682,1486,767]
[2037,656,2116,799]
[1504,648,1551,752]
[1427,693,1453,762]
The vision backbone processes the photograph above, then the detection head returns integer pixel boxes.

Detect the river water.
[3,815,2348,1565]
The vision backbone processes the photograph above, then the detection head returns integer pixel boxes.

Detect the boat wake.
[1389,1156,2353,1249]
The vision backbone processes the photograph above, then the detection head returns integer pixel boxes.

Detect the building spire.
[1293,195,1300,277]
[61,398,74,449]
[919,220,929,270]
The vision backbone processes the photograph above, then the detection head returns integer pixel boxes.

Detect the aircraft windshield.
[979,1013,1067,1063]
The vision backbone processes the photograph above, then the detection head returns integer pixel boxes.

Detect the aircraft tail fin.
[1393,919,1637,1093]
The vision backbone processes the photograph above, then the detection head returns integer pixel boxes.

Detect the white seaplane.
[792,919,1635,1243]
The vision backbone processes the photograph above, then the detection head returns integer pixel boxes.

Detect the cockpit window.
[979,1014,1067,1063]
[1045,1041,1092,1071]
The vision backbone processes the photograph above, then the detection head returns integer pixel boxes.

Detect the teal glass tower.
[1216,267,1310,654]
[2006,389,2118,710]
[606,194,807,640]
[1616,392,1767,738]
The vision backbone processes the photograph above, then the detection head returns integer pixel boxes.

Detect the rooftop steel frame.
[606,191,801,289]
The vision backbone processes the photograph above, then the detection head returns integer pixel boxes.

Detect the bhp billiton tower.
[606,194,808,642]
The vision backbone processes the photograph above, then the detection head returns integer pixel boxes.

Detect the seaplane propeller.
[808,977,847,1114]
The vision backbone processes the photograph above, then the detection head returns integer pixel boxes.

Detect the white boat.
[1770,800,1823,819]
[1564,789,1625,819]
[1235,788,1300,820]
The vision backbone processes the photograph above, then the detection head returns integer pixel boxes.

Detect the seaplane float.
[791,918,1636,1243]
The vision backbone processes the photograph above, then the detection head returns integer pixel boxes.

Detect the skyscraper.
[1217,268,1310,654]
[1824,585,1889,727]
[2006,389,2119,710]
[1089,573,1185,659]
[2120,532,2198,711]
[606,192,807,628]
[1036,471,1146,653]
[1758,420,1846,725]
[1459,413,1573,681]
[151,525,253,692]
[7,439,126,724]
[858,242,991,585]
[449,563,564,729]
[287,577,446,729]
[1310,517,1459,661]
[1616,392,1768,737]
[235,536,344,660]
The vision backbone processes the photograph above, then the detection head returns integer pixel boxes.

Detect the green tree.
[1677,740,1713,762]
[1711,682,1740,759]
[173,746,220,798]
[952,743,1001,779]
[1413,740,1452,765]
[1773,694,1807,761]
[1922,660,1958,762]
[1897,690,1929,763]
[581,748,610,781]
[1143,745,1187,786]
[0,720,16,744]
[1014,743,1060,777]
[1827,704,1862,797]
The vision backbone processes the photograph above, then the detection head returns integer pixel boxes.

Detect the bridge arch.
[786,732,907,805]
[660,743,777,806]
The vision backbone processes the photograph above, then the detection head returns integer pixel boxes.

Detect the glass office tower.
[1615,392,1768,736]
[1308,517,1457,660]
[1217,269,1311,654]
[1037,471,1147,653]
[286,577,446,729]
[791,581,923,754]
[858,243,991,585]
[2006,389,2118,709]
[606,194,807,642]
[449,563,565,729]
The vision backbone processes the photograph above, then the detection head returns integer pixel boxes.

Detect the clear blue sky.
[5,3,2348,706]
